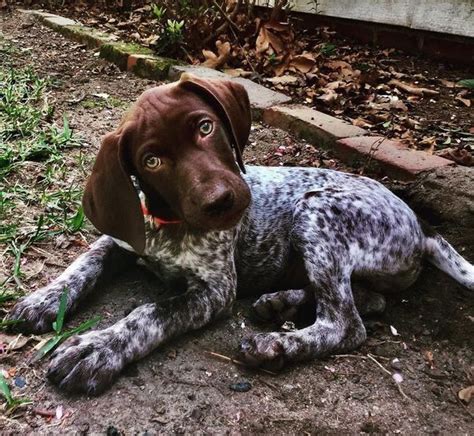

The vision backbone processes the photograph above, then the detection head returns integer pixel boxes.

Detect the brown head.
[82,74,252,253]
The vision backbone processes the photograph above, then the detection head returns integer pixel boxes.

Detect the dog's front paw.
[7,284,66,333]
[239,333,289,371]
[47,330,125,395]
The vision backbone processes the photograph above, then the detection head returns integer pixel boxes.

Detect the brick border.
[19,9,456,181]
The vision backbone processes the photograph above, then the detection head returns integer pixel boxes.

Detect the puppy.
[8,74,473,395]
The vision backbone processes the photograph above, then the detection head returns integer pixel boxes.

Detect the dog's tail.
[424,234,474,291]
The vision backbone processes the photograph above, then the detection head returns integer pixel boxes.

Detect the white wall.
[258,0,474,38]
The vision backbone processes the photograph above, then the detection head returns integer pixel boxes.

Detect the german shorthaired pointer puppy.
[8,74,473,395]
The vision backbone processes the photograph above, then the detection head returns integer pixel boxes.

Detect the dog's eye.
[199,120,213,136]
[143,154,161,170]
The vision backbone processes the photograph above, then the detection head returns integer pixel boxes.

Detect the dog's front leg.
[7,236,135,333]
[47,261,236,395]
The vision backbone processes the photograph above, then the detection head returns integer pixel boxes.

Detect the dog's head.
[82,74,252,253]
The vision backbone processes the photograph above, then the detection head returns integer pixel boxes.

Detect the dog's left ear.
[179,73,251,173]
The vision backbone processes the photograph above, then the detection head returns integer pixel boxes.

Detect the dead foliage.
[17,0,473,164]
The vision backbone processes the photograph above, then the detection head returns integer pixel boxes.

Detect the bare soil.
[0,11,473,434]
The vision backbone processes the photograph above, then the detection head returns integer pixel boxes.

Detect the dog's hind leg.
[252,288,314,323]
[7,236,136,333]
[240,242,366,369]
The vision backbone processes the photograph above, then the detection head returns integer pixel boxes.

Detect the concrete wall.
[258,0,474,38]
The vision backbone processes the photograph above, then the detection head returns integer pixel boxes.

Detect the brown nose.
[202,189,235,216]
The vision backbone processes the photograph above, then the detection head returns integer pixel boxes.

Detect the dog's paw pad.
[252,294,297,323]
[239,333,287,371]
[6,287,65,334]
[47,331,124,395]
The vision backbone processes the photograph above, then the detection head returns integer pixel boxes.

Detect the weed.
[0,45,85,293]
[35,287,101,360]
[0,373,31,413]
[151,3,167,21]
[321,43,336,56]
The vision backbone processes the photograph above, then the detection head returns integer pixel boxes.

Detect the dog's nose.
[202,189,234,216]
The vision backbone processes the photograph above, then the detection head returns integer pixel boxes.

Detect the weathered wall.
[259,0,474,38]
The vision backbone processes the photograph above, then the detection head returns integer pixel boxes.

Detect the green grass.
[35,287,101,360]
[0,38,85,295]
[0,373,31,413]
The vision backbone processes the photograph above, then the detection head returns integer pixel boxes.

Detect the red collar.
[141,203,182,227]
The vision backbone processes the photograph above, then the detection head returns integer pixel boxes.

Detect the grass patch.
[81,95,125,110]
[35,287,101,360]
[0,40,85,295]
[0,373,31,413]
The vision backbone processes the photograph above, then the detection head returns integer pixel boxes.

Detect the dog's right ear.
[82,123,145,254]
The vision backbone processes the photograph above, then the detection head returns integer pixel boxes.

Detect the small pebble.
[14,376,26,388]
[229,381,252,392]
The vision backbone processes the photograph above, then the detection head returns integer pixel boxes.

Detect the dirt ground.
[0,11,473,435]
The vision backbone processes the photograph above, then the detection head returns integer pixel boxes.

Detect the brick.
[169,65,291,119]
[263,105,366,146]
[335,136,454,180]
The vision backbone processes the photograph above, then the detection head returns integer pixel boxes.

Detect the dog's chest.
[140,226,235,284]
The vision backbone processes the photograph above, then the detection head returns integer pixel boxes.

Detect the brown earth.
[0,11,473,434]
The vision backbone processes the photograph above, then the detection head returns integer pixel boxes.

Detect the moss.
[111,42,154,56]
[81,96,125,110]
[132,56,180,81]
[47,24,115,49]
[99,42,154,70]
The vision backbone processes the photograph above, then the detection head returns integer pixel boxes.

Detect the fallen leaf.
[458,385,474,404]
[352,117,373,128]
[455,95,471,107]
[423,350,435,369]
[388,79,439,97]
[256,25,283,54]
[0,334,30,352]
[222,68,252,78]
[436,148,473,166]
[290,53,316,73]
[202,40,231,69]
[390,325,400,336]
[266,75,299,85]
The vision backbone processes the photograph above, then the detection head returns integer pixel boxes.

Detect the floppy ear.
[82,124,146,254]
[179,73,251,173]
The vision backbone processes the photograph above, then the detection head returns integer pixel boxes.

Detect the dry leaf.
[458,386,474,404]
[290,53,316,73]
[256,26,283,54]
[439,79,456,88]
[266,75,299,85]
[455,95,471,107]
[352,117,373,128]
[423,350,435,369]
[222,68,252,78]
[202,41,231,69]
[436,148,473,166]
[0,333,30,352]
[317,89,338,104]
[388,79,439,97]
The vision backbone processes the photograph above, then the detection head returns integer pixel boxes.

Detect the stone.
[335,136,454,180]
[263,105,367,146]
[168,65,291,118]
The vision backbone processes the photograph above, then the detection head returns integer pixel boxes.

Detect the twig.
[32,408,56,418]
[367,353,392,376]
[388,79,439,96]
[333,353,367,359]
[367,353,409,400]
[204,350,277,376]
